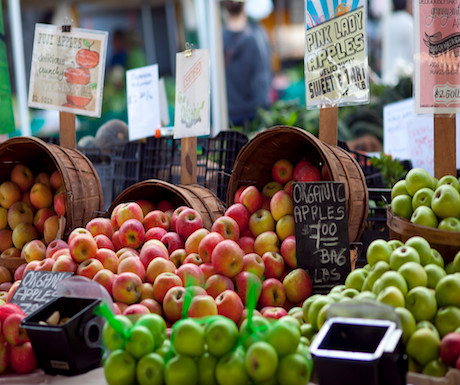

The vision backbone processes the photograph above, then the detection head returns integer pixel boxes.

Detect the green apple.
[406,327,440,367]
[327,292,343,302]
[277,353,311,385]
[341,288,360,298]
[316,304,331,330]
[354,291,377,301]
[398,261,428,290]
[389,245,420,270]
[438,217,460,232]
[391,194,413,220]
[404,236,432,266]
[411,206,438,228]
[135,313,167,349]
[245,341,278,382]
[434,306,460,338]
[453,250,460,272]
[172,319,205,357]
[431,184,460,219]
[329,284,346,294]
[300,323,316,340]
[373,270,408,296]
[205,317,238,357]
[124,325,155,360]
[435,274,460,307]
[388,239,404,251]
[104,349,137,385]
[136,353,164,385]
[155,339,171,359]
[377,286,405,308]
[344,268,368,291]
[405,168,434,196]
[437,175,460,192]
[422,358,448,377]
[445,261,455,274]
[165,354,199,385]
[300,336,310,347]
[216,349,249,385]
[365,261,391,291]
[198,352,218,385]
[301,294,323,323]
[363,263,371,271]
[395,307,416,344]
[102,315,132,352]
[366,239,392,266]
[408,357,421,373]
[412,188,434,211]
[280,315,301,329]
[307,296,334,331]
[406,286,437,322]
[239,316,271,349]
[391,180,409,200]
[424,264,447,289]
[416,321,440,339]
[429,248,445,268]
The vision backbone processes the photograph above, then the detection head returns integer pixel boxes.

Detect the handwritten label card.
[28,23,108,117]
[304,0,369,108]
[293,182,351,294]
[10,271,73,315]
[174,48,210,139]
[127,64,161,141]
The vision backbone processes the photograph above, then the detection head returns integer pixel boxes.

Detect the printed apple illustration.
[64,67,90,85]
[76,40,100,69]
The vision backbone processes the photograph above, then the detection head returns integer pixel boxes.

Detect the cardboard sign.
[174,48,210,139]
[127,64,161,141]
[383,98,460,176]
[10,271,73,315]
[28,23,108,117]
[414,2,460,113]
[304,0,369,108]
[293,182,351,293]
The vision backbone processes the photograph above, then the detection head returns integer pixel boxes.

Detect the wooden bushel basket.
[226,126,369,243]
[107,179,226,231]
[387,208,460,264]
[0,136,103,237]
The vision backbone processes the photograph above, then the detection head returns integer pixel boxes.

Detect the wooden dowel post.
[434,114,456,178]
[181,136,197,184]
[319,106,338,145]
[59,112,76,149]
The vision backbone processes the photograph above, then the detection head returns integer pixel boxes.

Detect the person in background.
[381,0,414,86]
[221,0,272,130]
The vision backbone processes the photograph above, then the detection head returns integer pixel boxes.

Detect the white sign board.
[174,49,210,139]
[126,64,161,141]
[383,98,460,176]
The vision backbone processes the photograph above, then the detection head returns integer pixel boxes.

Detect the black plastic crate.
[21,297,103,376]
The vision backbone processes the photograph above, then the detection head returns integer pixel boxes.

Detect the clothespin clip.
[61,17,73,33]
[184,42,194,57]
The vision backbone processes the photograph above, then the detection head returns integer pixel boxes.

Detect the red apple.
[235,271,262,305]
[140,298,163,316]
[135,199,155,217]
[260,306,288,320]
[77,258,104,279]
[200,263,216,280]
[52,254,77,273]
[293,159,321,182]
[1,247,20,259]
[188,294,217,318]
[153,272,183,303]
[69,233,97,263]
[53,190,65,216]
[143,210,170,232]
[163,286,186,323]
[211,216,240,241]
[114,202,144,228]
[156,200,175,213]
[225,203,250,232]
[272,159,294,184]
[280,235,297,268]
[283,180,294,197]
[211,239,244,278]
[215,289,244,324]
[123,303,150,316]
[254,231,280,256]
[50,170,63,191]
[242,253,265,279]
[259,278,286,308]
[239,186,263,214]
[14,264,27,282]
[7,201,34,230]
[85,217,113,238]
[233,185,248,204]
[145,227,168,242]
[93,269,115,296]
[140,242,169,269]
[270,190,294,222]
[261,251,285,279]
[198,232,224,263]
[145,257,176,284]
[183,253,203,266]
[45,239,69,259]
[170,206,190,232]
[3,313,28,346]
[440,332,460,367]
[175,208,203,241]
[34,258,55,272]
[185,228,209,255]
[94,248,118,273]
[205,274,234,298]
[283,268,312,304]
[161,232,184,254]
[238,236,255,254]
[117,255,145,281]
[118,219,145,249]
[169,248,187,268]
[248,209,275,237]
[112,272,143,305]
[9,341,37,374]
[10,164,34,192]
[176,263,205,287]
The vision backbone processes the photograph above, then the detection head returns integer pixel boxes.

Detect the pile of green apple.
[391,167,460,231]
[301,235,460,377]
[102,310,313,385]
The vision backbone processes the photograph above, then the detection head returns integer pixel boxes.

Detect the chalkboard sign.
[10,271,73,315]
[293,182,351,294]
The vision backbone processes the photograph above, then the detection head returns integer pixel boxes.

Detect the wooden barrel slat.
[227,126,368,242]
[0,137,103,237]
[107,179,226,231]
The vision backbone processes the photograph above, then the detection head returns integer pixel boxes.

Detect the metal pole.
[141,0,157,65]
[8,0,31,136]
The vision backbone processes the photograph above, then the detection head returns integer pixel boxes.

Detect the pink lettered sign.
[415,2,460,113]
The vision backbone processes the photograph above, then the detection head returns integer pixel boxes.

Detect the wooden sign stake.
[59,111,76,149]
[434,114,456,178]
[181,136,197,184]
[319,105,338,146]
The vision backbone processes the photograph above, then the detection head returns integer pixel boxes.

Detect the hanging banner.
[414,2,460,114]
[28,23,108,117]
[174,48,210,139]
[304,0,369,109]
[0,6,15,134]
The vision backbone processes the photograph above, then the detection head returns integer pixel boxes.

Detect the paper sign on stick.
[126,64,161,141]
[414,3,460,113]
[304,0,369,108]
[28,23,108,117]
[174,48,210,139]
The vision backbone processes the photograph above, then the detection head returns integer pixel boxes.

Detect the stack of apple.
[391,167,460,231]
[0,303,37,375]
[102,310,312,385]
[0,163,66,265]
[299,235,460,378]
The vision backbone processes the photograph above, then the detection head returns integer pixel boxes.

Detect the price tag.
[293,182,351,294]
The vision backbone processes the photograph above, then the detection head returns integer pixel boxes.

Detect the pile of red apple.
[0,303,37,375]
